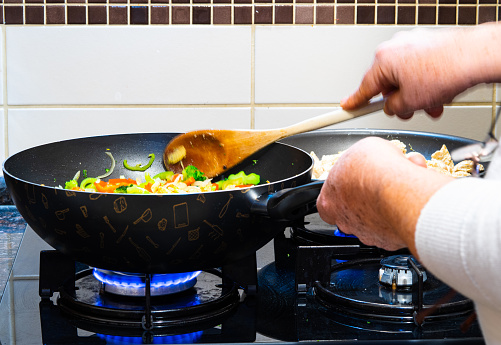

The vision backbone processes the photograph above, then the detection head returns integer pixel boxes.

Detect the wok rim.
[2,132,314,195]
[282,128,481,143]
[3,128,480,193]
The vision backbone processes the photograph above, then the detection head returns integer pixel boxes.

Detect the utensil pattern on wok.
[3,133,316,274]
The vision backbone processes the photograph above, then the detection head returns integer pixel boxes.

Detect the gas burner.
[56,268,241,331]
[256,261,483,341]
[313,257,473,323]
[93,269,201,297]
[379,254,427,289]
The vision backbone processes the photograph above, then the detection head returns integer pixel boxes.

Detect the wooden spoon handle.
[280,97,385,138]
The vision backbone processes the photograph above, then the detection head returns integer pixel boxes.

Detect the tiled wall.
[0,0,499,25]
[0,16,499,174]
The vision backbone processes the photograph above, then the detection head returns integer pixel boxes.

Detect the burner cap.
[93,269,201,297]
[378,255,427,288]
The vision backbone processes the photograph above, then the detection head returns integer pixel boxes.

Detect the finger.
[398,112,414,120]
[384,101,414,119]
[341,87,374,110]
[424,106,444,118]
[341,67,388,110]
[384,90,415,119]
[383,102,395,116]
[406,152,427,168]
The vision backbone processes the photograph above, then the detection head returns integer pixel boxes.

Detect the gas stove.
[0,213,486,345]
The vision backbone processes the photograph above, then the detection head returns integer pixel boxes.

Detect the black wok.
[3,133,320,274]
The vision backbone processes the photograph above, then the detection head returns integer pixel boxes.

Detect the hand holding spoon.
[164,97,385,178]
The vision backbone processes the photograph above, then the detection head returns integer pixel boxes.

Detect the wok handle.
[251,180,324,221]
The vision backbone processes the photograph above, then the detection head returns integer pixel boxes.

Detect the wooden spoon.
[164,97,385,178]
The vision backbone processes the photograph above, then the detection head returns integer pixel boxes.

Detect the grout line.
[492,83,497,137]
[250,24,255,129]
[476,0,479,25]
[455,0,458,25]
[11,274,39,280]
[435,0,438,25]
[4,3,499,26]
[0,101,492,109]
[8,277,16,344]
[2,26,8,159]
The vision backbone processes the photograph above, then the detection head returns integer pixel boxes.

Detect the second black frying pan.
[280,128,484,231]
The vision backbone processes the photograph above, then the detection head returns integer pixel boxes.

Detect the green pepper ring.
[123,153,155,171]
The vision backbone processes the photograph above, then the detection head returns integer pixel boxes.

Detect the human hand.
[341,24,501,118]
[316,137,453,255]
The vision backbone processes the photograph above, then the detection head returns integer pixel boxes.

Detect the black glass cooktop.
[0,226,486,345]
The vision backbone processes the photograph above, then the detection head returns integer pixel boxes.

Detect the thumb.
[406,152,427,168]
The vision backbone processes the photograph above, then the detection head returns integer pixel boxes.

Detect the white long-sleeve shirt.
[416,145,501,344]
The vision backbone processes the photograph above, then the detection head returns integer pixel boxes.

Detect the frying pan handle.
[251,180,324,221]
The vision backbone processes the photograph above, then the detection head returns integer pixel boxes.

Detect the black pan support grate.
[39,249,259,332]
[277,225,475,327]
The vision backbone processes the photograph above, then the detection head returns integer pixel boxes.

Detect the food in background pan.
[311,140,484,180]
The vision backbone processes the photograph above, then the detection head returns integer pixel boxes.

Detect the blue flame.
[93,269,202,290]
[96,331,204,344]
[334,228,357,238]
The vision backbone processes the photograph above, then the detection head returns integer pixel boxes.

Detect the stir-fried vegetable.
[80,177,97,189]
[216,171,260,190]
[64,180,79,190]
[182,165,206,182]
[96,152,116,179]
[123,153,155,171]
[153,171,174,180]
[63,164,260,194]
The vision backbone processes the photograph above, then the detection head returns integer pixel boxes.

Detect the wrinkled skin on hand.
[341,23,501,118]
[316,137,453,256]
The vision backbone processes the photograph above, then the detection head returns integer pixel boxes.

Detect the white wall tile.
[255,26,410,104]
[255,106,492,141]
[495,83,501,103]
[454,84,493,103]
[255,26,493,105]
[7,108,251,155]
[0,26,4,106]
[6,26,251,105]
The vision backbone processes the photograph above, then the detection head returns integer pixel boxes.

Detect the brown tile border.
[193,5,210,23]
[25,5,43,24]
[254,5,272,24]
[172,5,190,23]
[46,5,65,24]
[377,6,395,24]
[213,5,231,23]
[0,2,498,25]
[151,5,169,24]
[316,5,334,24]
[295,6,313,24]
[68,5,86,24]
[109,5,127,23]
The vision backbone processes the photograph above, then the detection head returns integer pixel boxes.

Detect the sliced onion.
[72,170,81,182]
[96,152,115,179]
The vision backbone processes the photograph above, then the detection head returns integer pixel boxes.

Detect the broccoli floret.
[182,165,207,182]
[64,180,79,190]
[114,184,134,193]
